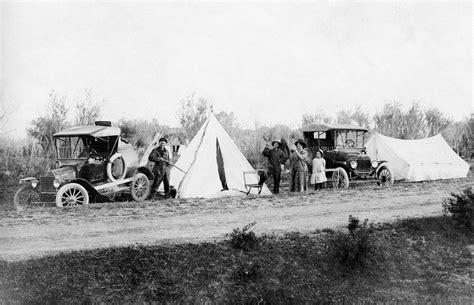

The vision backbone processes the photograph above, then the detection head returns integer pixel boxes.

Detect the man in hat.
[261,139,286,194]
[289,139,309,192]
[148,137,171,199]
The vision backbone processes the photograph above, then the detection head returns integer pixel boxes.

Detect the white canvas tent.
[366,133,470,182]
[168,113,271,198]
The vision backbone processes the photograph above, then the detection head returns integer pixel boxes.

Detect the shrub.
[327,215,377,269]
[442,187,474,230]
[232,260,261,283]
[227,222,259,251]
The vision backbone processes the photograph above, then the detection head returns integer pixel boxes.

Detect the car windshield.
[334,130,366,148]
[55,137,88,159]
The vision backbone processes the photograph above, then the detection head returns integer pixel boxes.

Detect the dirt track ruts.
[0,179,470,261]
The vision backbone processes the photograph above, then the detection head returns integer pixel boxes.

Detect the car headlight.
[53,179,60,188]
[31,179,39,188]
[350,160,358,169]
[371,160,379,168]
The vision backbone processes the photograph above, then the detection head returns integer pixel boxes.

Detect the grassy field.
[0,214,472,303]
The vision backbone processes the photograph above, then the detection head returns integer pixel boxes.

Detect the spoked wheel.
[377,166,394,187]
[332,167,349,189]
[130,173,150,202]
[56,183,89,207]
[13,185,42,211]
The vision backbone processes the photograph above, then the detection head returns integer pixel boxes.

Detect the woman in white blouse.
[311,149,327,190]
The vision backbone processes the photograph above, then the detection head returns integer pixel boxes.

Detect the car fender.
[135,166,154,180]
[60,178,107,202]
[375,162,392,175]
[18,177,37,184]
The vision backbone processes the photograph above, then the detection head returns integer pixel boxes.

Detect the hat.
[271,139,281,146]
[294,139,307,149]
[159,137,168,143]
[315,149,324,156]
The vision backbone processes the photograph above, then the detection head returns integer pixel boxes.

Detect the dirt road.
[0,178,471,261]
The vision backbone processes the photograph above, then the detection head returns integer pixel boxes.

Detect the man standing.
[148,137,171,199]
[261,139,286,194]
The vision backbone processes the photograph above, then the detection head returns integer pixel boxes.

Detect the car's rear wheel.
[130,173,150,202]
[13,184,42,211]
[56,183,89,207]
[332,167,349,189]
[377,166,394,186]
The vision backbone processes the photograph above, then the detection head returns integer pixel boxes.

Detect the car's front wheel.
[130,173,151,202]
[332,167,349,189]
[377,166,394,187]
[13,184,42,211]
[56,183,90,207]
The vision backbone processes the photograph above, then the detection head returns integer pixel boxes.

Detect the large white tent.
[168,113,271,198]
[366,133,470,182]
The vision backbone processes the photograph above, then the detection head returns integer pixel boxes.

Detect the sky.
[1,1,472,138]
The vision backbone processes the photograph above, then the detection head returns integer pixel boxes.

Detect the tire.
[56,183,89,207]
[13,184,42,211]
[130,173,151,202]
[106,153,127,182]
[332,167,349,189]
[377,166,394,187]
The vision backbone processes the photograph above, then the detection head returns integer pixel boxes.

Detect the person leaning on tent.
[148,137,171,199]
[289,139,310,192]
[261,139,286,194]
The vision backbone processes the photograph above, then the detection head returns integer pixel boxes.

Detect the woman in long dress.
[289,139,309,192]
[311,149,327,190]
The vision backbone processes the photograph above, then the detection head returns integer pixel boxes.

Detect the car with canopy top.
[13,121,154,210]
[302,123,394,188]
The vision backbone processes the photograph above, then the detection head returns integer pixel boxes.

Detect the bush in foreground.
[327,215,378,270]
[226,222,259,251]
[442,187,473,230]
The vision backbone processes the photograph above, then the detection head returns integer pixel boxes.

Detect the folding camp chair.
[243,170,263,195]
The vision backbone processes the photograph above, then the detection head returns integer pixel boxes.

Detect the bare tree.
[373,102,427,139]
[424,107,451,137]
[442,119,470,156]
[402,103,426,139]
[74,89,103,126]
[335,105,371,128]
[301,112,333,126]
[177,94,210,140]
[27,91,68,155]
[0,100,11,135]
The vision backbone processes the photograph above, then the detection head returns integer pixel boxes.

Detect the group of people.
[147,136,327,199]
[261,138,327,194]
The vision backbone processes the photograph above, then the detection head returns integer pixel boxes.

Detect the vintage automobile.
[302,123,394,188]
[13,121,154,210]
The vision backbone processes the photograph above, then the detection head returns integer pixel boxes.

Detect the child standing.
[311,149,327,190]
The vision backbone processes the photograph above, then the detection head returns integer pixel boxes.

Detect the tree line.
[1,90,471,178]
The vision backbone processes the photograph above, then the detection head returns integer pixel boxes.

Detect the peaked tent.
[366,133,470,182]
[169,113,271,198]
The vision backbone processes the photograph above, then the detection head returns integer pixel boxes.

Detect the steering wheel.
[89,147,105,162]
[345,139,355,148]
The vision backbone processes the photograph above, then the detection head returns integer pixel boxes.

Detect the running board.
[94,178,133,191]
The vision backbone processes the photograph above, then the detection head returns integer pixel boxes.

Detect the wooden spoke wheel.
[332,167,349,189]
[13,184,42,211]
[56,183,89,207]
[378,166,394,187]
[130,173,150,202]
